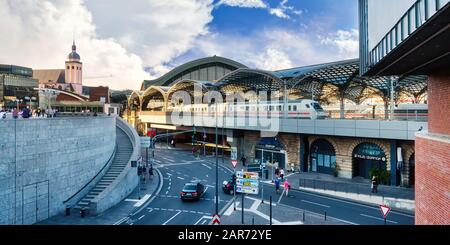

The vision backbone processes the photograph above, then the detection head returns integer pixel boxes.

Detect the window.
[72,66,74,69]
[288,106,292,111]
[293,105,297,111]
[306,104,310,109]
[278,106,282,111]
[324,155,331,167]
[318,154,324,166]
[67,66,69,69]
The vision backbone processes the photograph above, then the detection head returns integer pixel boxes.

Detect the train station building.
[125,55,427,189]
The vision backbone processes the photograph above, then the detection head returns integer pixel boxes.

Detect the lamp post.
[215,101,219,215]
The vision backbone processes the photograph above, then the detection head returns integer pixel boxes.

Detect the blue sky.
[0,0,360,90]
[171,0,360,72]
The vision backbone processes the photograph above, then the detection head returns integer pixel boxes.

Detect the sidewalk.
[259,172,415,213]
[220,195,348,225]
[38,170,161,225]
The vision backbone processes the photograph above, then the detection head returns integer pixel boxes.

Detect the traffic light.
[232,174,237,185]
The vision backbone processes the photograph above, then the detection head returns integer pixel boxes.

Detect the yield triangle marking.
[380,205,391,219]
[212,214,221,225]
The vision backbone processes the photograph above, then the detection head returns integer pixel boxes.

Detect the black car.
[180,182,205,201]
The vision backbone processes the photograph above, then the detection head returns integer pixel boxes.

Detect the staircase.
[73,126,133,214]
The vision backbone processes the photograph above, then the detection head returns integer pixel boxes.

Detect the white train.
[168,99,328,120]
[393,104,428,121]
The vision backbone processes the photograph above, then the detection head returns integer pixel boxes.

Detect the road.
[122,148,234,225]
[120,147,414,225]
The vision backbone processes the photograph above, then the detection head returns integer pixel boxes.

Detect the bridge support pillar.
[390,140,398,186]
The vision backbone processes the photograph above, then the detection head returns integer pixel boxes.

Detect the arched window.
[310,139,336,175]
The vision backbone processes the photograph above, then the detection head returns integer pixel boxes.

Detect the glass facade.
[0,64,39,109]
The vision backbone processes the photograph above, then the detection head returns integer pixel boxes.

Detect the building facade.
[0,64,39,109]
[359,0,450,224]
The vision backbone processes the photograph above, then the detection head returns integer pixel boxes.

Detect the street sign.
[212,214,220,225]
[380,205,391,219]
[236,171,259,195]
[231,147,237,161]
[140,137,151,148]
[231,160,238,168]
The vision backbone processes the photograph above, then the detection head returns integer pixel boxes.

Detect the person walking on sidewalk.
[371,176,378,193]
[280,168,285,182]
[284,179,291,197]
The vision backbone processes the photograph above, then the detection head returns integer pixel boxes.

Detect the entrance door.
[311,158,317,172]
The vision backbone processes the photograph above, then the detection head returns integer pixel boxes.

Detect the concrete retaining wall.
[0,116,116,224]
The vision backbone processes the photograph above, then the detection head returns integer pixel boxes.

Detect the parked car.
[180,181,205,201]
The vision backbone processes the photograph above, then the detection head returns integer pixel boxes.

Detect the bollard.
[324,211,327,221]
[252,216,254,225]
[65,207,70,216]
[269,196,272,225]
[303,210,305,222]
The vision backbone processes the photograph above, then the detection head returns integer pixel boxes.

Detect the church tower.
[65,41,83,95]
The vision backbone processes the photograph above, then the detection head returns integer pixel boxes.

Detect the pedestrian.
[280,168,285,182]
[0,109,6,119]
[290,163,295,173]
[171,139,175,148]
[371,176,378,193]
[284,179,291,197]
[12,108,18,119]
[274,167,280,178]
[241,156,247,166]
[274,177,280,194]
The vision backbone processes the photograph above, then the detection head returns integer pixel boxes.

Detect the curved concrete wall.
[0,116,116,224]
[90,116,140,214]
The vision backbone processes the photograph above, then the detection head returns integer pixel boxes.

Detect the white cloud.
[0,0,148,90]
[320,29,359,57]
[193,28,359,71]
[217,0,301,19]
[217,0,267,8]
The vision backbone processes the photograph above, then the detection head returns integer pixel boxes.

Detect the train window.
[293,105,297,111]
[278,106,282,111]
[246,106,249,111]
[306,104,310,109]
[288,105,292,111]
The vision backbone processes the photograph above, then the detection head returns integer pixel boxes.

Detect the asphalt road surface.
[121,148,414,225]
[123,149,234,225]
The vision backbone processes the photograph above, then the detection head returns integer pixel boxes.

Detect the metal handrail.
[63,144,117,206]
[369,0,448,66]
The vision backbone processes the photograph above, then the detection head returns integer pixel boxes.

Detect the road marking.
[166,173,172,176]
[295,189,414,218]
[206,185,215,188]
[125,199,140,202]
[190,210,197,213]
[277,190,285,204]
[201,163,212,169]
[162,211,182,225]
[202,220,207,225]
[224,201,240,216]
[177,176,185,180]
[360,214,398,224]
[194,217,205,225]
[113,217,129,225]
[206,174,209,178]
[138,215,145,220]
[301,200,331,208]
[134,194,151,207]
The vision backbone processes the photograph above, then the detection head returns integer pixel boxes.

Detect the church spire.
[72,40,76,51]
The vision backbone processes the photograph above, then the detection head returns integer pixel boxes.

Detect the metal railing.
[369,0,449,67]
[298,178,414,200]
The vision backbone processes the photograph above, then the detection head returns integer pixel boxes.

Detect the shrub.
[369,167,390,185]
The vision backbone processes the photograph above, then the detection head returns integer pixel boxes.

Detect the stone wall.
[0,116,116,224]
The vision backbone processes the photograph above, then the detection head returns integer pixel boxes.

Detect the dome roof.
[67,41,81,60]
[68,51,80,60]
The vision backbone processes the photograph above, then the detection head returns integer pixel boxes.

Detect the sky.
[0,0,359,90]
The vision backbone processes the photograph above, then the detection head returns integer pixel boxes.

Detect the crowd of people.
[0,107,59,119]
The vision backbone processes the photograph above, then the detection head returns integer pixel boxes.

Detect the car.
[180,181,205,201]
[222,174,236,195]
